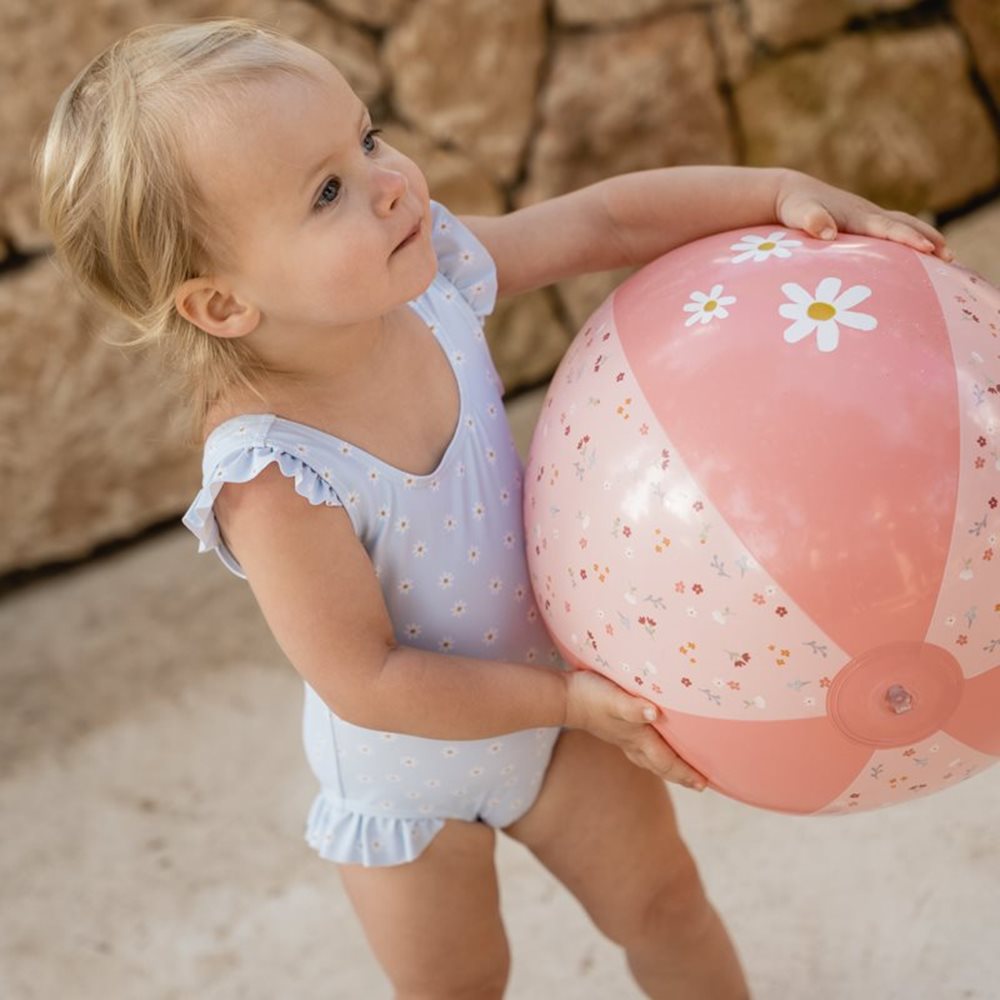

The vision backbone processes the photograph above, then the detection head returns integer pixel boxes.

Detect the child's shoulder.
[200,403,271,447]
[428,201,497,322]
[184,401,345,577]
[196,404,284,481]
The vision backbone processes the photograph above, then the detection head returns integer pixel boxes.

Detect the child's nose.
[371,164,407,216]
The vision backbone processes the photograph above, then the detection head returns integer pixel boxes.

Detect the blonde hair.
[37,19,315,434]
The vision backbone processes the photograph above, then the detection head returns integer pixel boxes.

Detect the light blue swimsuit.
[183,203,562,866]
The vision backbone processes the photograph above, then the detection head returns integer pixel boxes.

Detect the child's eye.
[312,128,381,211]
[315,177,341,210]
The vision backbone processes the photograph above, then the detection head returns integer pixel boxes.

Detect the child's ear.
[174,277,260,339]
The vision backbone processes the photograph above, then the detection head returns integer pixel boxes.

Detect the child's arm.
[213,464,707,789]
[464,165,951,299]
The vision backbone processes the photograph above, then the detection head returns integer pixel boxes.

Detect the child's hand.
[774,169,953,261]
[565,669,707,790]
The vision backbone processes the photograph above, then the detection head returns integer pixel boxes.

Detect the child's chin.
[407,249,438,290]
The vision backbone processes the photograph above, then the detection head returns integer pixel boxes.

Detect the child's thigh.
[337,819,509,995]
[503,730,703,942]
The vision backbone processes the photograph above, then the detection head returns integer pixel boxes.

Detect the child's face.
[188,48,436,334]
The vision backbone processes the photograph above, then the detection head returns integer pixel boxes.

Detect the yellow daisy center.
[757,241,776,250]
[704,299,717,312]
[807,301,837,321]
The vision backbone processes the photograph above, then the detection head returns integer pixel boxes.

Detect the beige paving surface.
[2,389,998,999]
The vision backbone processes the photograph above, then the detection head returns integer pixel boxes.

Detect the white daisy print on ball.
[683,284,736,328]
[779,277,876,353]
[730,231,802,263]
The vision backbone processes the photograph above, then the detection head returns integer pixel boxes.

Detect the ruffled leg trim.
[305,792,446,868]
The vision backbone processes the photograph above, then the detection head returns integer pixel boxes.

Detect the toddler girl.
[38,19,950,999]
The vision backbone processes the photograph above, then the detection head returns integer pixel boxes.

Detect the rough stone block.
[384,0,546,184]
[735,27,1000,212]
[712,0,756,85]
[954,0,1000,110]
[486,291,570,395]
[520,12,735,206]
[554,0,720,26]
[745,0,922,49]
[0,260,200,573]
[321,0,407,28]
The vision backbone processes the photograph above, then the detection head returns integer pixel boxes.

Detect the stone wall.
[2,0,999,574]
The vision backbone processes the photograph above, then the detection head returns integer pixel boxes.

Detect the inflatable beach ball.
[524,229,1000,815]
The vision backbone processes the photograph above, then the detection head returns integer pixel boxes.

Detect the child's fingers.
[862,212,934,252]
[856,211,953,260]
[890,211,943,243]
[797,200,838,240]
[601,681,658,725]
[886,211,954,260]
[592,681,707,788]
[625,695,659,724]
[627,728,708,791]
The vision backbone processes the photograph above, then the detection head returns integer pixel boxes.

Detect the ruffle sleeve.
[429,200,498,321]
[182,435,343,579]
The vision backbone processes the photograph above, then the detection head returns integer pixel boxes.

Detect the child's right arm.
[213,463,707,789]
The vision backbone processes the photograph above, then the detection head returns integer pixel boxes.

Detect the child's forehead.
[230,50,355,114]
[180,57,361,216]
[282,42,351,89]
[191,55,357,150]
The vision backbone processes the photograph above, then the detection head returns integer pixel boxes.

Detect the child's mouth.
[393,220,421,253]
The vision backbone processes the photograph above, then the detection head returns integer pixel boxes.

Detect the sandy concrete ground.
[2,390,998,1000]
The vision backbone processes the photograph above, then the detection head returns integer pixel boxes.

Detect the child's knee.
[607,850,710,949]
[394,946,510,1000]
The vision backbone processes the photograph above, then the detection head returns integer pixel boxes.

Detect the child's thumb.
[804,203,838,240]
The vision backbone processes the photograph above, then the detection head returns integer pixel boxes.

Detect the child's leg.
[337,818,509,999]
[505,729,749,1000]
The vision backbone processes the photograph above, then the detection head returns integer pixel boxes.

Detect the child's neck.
[213,304,423,423]
[252,310,393,393]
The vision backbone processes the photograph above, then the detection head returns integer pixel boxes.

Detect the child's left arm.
[464,166,952,299]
